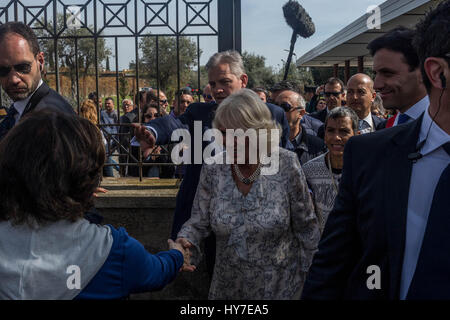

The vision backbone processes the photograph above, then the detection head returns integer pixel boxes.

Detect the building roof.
[296,0,443,67]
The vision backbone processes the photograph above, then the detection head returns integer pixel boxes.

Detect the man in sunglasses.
[0,22,74,140]
[310,77,346,124]
[202,84,214,103]
[275,90,326,165]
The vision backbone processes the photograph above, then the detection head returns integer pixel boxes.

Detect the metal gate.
[0,0,241,179]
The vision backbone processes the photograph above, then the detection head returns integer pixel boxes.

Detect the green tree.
[118,73,129,102]
[242,52,277,89]
[35,15,112,102]
[275,61,314,92]
[131,35,200,99]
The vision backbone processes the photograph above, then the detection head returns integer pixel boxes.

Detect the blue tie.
[397,113,410,125]
[0,105,18,140]
[406,143,450,299]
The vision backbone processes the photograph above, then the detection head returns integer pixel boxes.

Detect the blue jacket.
[145,101,291,239]
[76,226,183,299]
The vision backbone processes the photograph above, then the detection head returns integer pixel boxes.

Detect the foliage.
[35,15,112,101]
[242,52,277,89]
[131,35,200,99]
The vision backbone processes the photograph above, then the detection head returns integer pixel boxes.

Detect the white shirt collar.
[418,104,450,156]
[405,95,429,119]
[13,79,43,120]
[393,96,429,126]
[362,112,374,130]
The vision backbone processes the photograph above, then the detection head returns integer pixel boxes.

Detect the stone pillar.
[358,56,364,73]
[344,60,350,83]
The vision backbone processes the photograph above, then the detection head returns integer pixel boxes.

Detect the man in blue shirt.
[302,0,450,299]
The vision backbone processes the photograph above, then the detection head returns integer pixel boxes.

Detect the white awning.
[296,0,443,68]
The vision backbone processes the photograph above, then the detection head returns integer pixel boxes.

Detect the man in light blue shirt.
[302,1,450,299]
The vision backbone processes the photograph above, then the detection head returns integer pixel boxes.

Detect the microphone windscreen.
[283,0,315,38]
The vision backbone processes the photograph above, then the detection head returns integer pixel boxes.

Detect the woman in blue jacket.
[0,110,186,299]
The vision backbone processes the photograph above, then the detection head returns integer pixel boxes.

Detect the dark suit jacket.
[292,125,327,165]
[302,117,423,299]
[0,82,74,140]
[147,101,291,239]
[310,108,328,123]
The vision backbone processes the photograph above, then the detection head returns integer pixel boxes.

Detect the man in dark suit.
[0,22,74,141]
[346,73,386,134]
[311,78,347,139]
[302,0,450,299]
[133,50,291,275]
[310,77,346,124]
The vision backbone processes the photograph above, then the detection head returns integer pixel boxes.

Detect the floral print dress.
[177,148,321,300]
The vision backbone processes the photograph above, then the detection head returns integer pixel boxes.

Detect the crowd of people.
[0,0,449,300]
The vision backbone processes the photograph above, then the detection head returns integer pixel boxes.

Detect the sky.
[241,0,386,70]
[104,0,387,71]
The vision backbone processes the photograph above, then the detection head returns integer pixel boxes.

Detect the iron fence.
[0,0,241,180]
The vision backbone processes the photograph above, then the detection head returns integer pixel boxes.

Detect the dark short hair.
[105,97,114,103]
[325,77,345,92]
[0,111,105,226]
[325,106,359,133]
[271,80,295,92]
[88,92,99,103]
[0,22,40,56]
[176,87,193,97]
[413,1,450,92]
[367,26,419,71]
[252,87,268,96]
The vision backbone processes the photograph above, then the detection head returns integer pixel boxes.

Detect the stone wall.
[94,178,210,300]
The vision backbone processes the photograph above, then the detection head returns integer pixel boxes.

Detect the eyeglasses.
[324,91,342,97]
[0,63,33,77]
[144,113,160,119]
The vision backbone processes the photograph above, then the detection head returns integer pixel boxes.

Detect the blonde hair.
[213,89,280,150]
[80,99,98,125]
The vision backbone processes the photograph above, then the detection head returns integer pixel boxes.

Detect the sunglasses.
[0,63,33,77]
[203,94,213,100]
[144,113,160,119]
[324,91,342,97]
[277,102,299,112]
[159,100,168,104]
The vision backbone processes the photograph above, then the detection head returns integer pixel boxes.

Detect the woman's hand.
[168,238,196,272]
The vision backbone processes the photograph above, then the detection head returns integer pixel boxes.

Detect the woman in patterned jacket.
[176,89,320,300]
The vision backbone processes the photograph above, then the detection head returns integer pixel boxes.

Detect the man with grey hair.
[133,50,291,276]
[275,90,326,165]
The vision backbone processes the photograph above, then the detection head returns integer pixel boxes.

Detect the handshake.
[167,238,196,272]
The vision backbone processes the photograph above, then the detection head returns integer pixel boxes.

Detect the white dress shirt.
[400,105,450,299]
[12,79,43,123]
[359,113,374,134]
[393,96,429,127]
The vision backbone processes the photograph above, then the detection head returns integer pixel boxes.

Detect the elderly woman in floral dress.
[176,89,320,300]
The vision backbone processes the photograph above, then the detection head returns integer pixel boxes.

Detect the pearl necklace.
[232,163,262,185]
